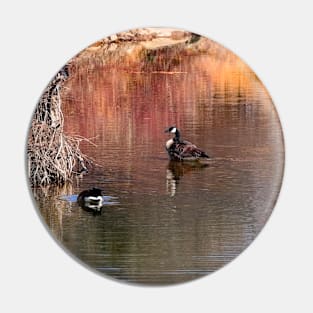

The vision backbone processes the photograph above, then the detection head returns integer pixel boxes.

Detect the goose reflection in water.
[166,161,209,197]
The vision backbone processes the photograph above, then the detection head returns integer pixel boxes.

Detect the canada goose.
[77,187,103,212]
[164,126,210,161]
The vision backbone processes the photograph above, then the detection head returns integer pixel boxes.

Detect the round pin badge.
[27,27,284,285]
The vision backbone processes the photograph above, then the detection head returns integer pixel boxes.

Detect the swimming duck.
[77,187,103,212]
[164,126,210,161]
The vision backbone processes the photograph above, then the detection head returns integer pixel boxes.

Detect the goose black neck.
[175,129,181,139]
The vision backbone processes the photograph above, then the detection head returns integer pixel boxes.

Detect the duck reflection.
[166,161,209,196]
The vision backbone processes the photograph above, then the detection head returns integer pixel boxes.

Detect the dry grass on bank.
[27,66,92,186]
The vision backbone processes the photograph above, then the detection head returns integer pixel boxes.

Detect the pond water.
[33,49,284,285]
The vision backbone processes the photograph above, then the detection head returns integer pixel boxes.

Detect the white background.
[1,1,312,312]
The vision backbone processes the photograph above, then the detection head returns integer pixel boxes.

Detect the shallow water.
[33,50,284,285]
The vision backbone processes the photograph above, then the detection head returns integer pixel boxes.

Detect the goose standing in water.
[165,126,210,161]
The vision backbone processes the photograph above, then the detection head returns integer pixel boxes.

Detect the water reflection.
[33,183,75,242]
[166,161,209,197]
[34,41,284,285]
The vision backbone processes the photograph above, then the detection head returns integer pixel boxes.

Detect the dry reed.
[27,65,92,186]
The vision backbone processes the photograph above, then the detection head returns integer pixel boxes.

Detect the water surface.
[34,50,284,285]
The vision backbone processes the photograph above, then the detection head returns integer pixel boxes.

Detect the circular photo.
[27,27,284,285]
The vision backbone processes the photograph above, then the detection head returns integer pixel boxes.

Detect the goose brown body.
[165,127,210,161]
